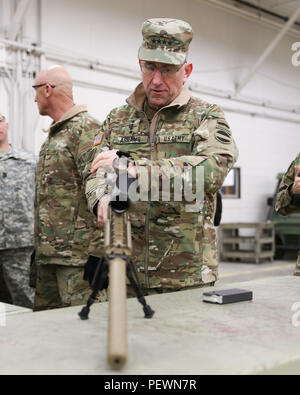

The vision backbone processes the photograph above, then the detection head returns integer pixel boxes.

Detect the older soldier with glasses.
[32,65,106,311]
[0,112,36,308]
[85,18,239,295]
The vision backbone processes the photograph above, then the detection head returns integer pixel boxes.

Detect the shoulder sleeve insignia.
[215,129,232,144]
[93,132,104,147]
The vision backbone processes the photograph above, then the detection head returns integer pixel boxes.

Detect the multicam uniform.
[86,83,239,292]
[0,147,36,308]
[275,153,300,276]
[34,105,105,310]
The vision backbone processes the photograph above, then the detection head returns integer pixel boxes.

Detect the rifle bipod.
[78,257,109,320]
[126,258,155,319]
[78,257,154,320]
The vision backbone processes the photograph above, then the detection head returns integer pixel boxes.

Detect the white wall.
[0,78,9,118]
[224,113,300,222]
[1,0,300,223]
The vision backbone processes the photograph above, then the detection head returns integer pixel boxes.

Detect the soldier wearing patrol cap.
[275,153,300,276]
[85,18,239,293]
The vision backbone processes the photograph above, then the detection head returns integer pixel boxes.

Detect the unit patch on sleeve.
[93,132,104,147]
[215,129,232,144]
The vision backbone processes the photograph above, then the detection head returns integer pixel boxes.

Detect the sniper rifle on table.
[78,151,154,370]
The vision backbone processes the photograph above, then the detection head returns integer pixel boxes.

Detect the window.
[221,167,241,199]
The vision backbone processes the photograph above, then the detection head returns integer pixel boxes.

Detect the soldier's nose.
[152,70,164,85]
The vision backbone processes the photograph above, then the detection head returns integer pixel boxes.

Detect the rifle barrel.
[107,256,127,369]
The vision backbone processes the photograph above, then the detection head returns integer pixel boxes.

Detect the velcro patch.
[158,134,191,143]
[215,129,231,144]
[93,132,104,147]
[115,135,148,144]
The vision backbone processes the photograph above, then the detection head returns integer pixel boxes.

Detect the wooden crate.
[218,222,275,264]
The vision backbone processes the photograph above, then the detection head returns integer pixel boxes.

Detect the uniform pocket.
[147,204,200,272]
[39,184,77,254]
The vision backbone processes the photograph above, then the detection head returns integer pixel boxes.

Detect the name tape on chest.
[118,136,147,144]
[112,135,148,145]
[158,134,191,143]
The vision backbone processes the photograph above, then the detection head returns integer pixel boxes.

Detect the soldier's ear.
[183,63,193,83]
[45,83,54,98]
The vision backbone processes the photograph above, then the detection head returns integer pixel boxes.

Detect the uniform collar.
[0,146,21,160]
[127,83,191,112]
[47,104,88,135]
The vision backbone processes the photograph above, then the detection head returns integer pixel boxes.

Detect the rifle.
[79,151,154,370]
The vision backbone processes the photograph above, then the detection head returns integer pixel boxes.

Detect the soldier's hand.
[291,166,300,195]
[97,195,110,226]
[127,161,137,178]
[91,149,118,174]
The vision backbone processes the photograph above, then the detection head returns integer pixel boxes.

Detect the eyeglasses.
[0,115,6,123]
[32,83,56,90]
[140,61,185,78]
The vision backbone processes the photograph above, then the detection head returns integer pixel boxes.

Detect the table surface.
[1,303,31,316]
[0,276,300,375]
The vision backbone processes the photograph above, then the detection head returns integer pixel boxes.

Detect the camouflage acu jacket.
[275,153,300,272]
[0,147,36,250]
[86,84,239,288]
[35,105,103,267]
[275,153,300,216]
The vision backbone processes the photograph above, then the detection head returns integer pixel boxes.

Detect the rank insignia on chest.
[93,132,104,147]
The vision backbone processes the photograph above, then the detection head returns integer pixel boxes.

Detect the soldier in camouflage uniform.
[0,112,36,308]
[85,19,239,294]
[275,153,300,276]
[33,66,106,311]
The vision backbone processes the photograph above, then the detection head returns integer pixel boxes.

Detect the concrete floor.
[0,255,297,304]
[218,253,297,285]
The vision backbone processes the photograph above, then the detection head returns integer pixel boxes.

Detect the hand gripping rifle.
[78,151,155,370]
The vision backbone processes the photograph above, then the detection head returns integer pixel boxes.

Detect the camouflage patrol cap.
[138,18,193,65]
